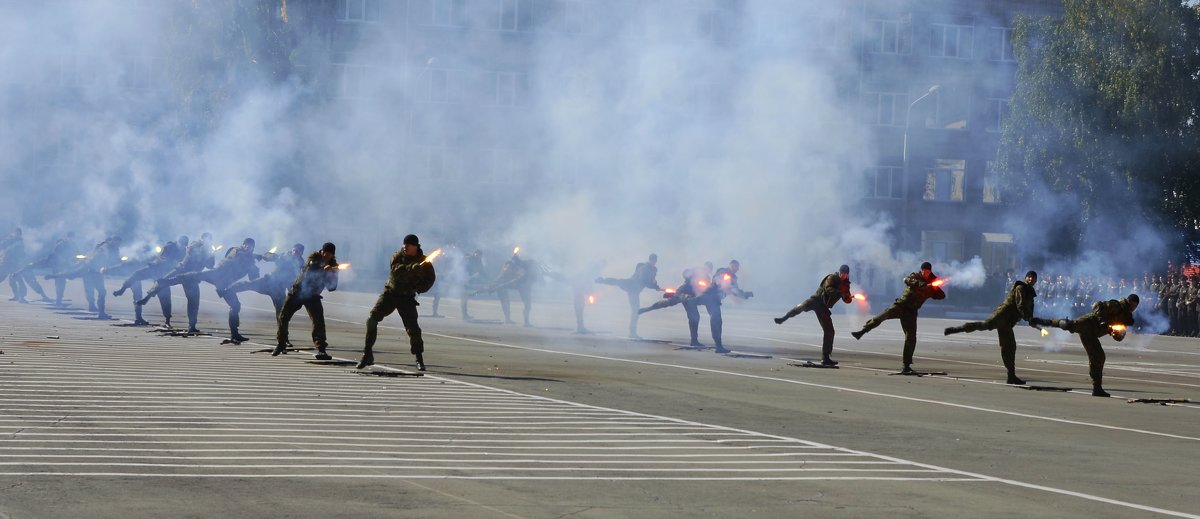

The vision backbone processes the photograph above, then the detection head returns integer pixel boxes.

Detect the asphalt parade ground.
[1,284,1198,518]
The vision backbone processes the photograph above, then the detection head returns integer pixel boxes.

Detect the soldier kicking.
[944,270,1041,385]
[774,264,853,367]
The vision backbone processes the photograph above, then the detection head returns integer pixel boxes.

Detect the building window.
[930,24,973,58]
[490,149,519,184]
[924,86,969,130]
[485,71,522,106]
[56,53,98,87]
[983,161,1001,204]
[865,167,903,199]
[867,19,912,55]
[336,0,382,23]
[120,56,156,90]
[334,63,374,99]
[427,69,463,104]
[921,230,965,263]
[984,97,1009,133]
[988,27,1015,62]
[415,0,462,27]
[981,233,1015,273]
[496,0,520,31]
[863,91,907,126]
[923,158,965,202]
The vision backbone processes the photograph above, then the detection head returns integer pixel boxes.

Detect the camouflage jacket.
[895,272,945,310]
[809,273,852,309]
[385,249,436,295]
[988,280,1036,326]
[289,252,338,299]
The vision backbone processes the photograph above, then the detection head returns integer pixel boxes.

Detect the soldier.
[773,264,854,366]
[357,234,436,371]
[850,262,946,373]
[138,233,215,332]
[459,249,485,320]
[944,270,1040,385]
[476,251,538,327]
[1185,278,1199,337]
[59,236,123,319]
[694,260,754,354]
[24,233,77,306]
[1,228,30,302]
[1033,294,1139,397]
[596,254,663,339]
[140,237,259,339]
[273,242,339,359]
[112,239,185,325]
[221,243,305,316]
[1167,277,1182,335]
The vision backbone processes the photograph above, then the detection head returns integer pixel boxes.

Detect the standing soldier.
[1185,278,1199,337]
[459,249,486,320]
[1166,277,1181,335]
[113,239,184,325]
[945,270,1040,385]
[1033,294,1139,397]
[273,242,339,359]
[595,253,663,339]
[222,243,305,316]
[356,234,436,371]
[850,262,946,373]
[773,264,853,367]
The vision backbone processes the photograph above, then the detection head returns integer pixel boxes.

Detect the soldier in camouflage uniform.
[357,234,436,371]
[22,234,77,306]
[945,270,1040,385]
[1184,278,1199,337]
[596,253,664,339]
[273,242,339,359]
[221,243,305,317]
[1167,278,1182,335]
[140,238,260,340]
[851,262,946,373]
[1033,294,1139,397]
[138,233,215,332]
[59,236,124,319]
[773,264,853,366]
[476,252,538,327]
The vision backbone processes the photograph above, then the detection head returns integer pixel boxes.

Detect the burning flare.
[268,246,278,254]
[587,294,596,305]
[931,279,947,288]
[212,245,224,252]
[513,246,521,255]
[75,254,87,260]
[337,263,351,270]
[1040,328,1050,337]
[722,273,732,282]
[853,293,866,301]
[1110,324,1127,333]
[120,256,129,262]
[664,288,676,295]
[697,279,709,288]
[424,249,443,264]
[154,246,163,254]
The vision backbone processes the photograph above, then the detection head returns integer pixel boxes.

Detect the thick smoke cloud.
[0,0,1175,320]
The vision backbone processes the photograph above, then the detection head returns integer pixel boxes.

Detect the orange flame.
[853,293,866,301]
[665,288,676,295]
[337,263,351,270]
[931,279,946,287]
[722,273,732,282]
[424,248,443,263]
[698,280,709,288]
[587,294,596,304]
[1110,324,1127,332]
[513,246,521,255]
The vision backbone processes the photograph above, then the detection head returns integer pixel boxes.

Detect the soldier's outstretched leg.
[1080,336,1108,397]
[852,304,904,340]
[997,326,1024,385]
[775,300,814,325]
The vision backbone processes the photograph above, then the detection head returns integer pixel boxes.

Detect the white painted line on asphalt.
[420,331,1200,442]
[0,472,984,481]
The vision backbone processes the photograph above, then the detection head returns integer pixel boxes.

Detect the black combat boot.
[1092,385,1110,397]
[901,364,915,374]
[821,357,839,367]
[713,344,731,354]
[271,344,288,356]
[773,316,786,325]
[314,346,332,361]
[944,326,966,336]
[415,353,426,371]
[851,330,865,340]
[1006,373,1026,385]
[355,351,374,370]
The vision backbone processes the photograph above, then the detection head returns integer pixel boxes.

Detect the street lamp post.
[901,84,940,252]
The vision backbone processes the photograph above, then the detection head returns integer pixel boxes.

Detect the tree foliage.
[999,0,1200,257]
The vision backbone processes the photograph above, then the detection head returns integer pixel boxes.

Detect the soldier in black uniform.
[140,237,258,339]
[273,242,339,359]
[476,251,538,327]
[1033,294,1138,397]
[773,265,853,366]
[25,233,77,306]
[851,262,946,373]
[112,239,184,325]
[596,253,663,339]
[945,270,1040,384]
[59,236,123,319]
[694,260,754,354]
[221,243,305,316]
[138,233,215,332]
[357,234,436,371]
